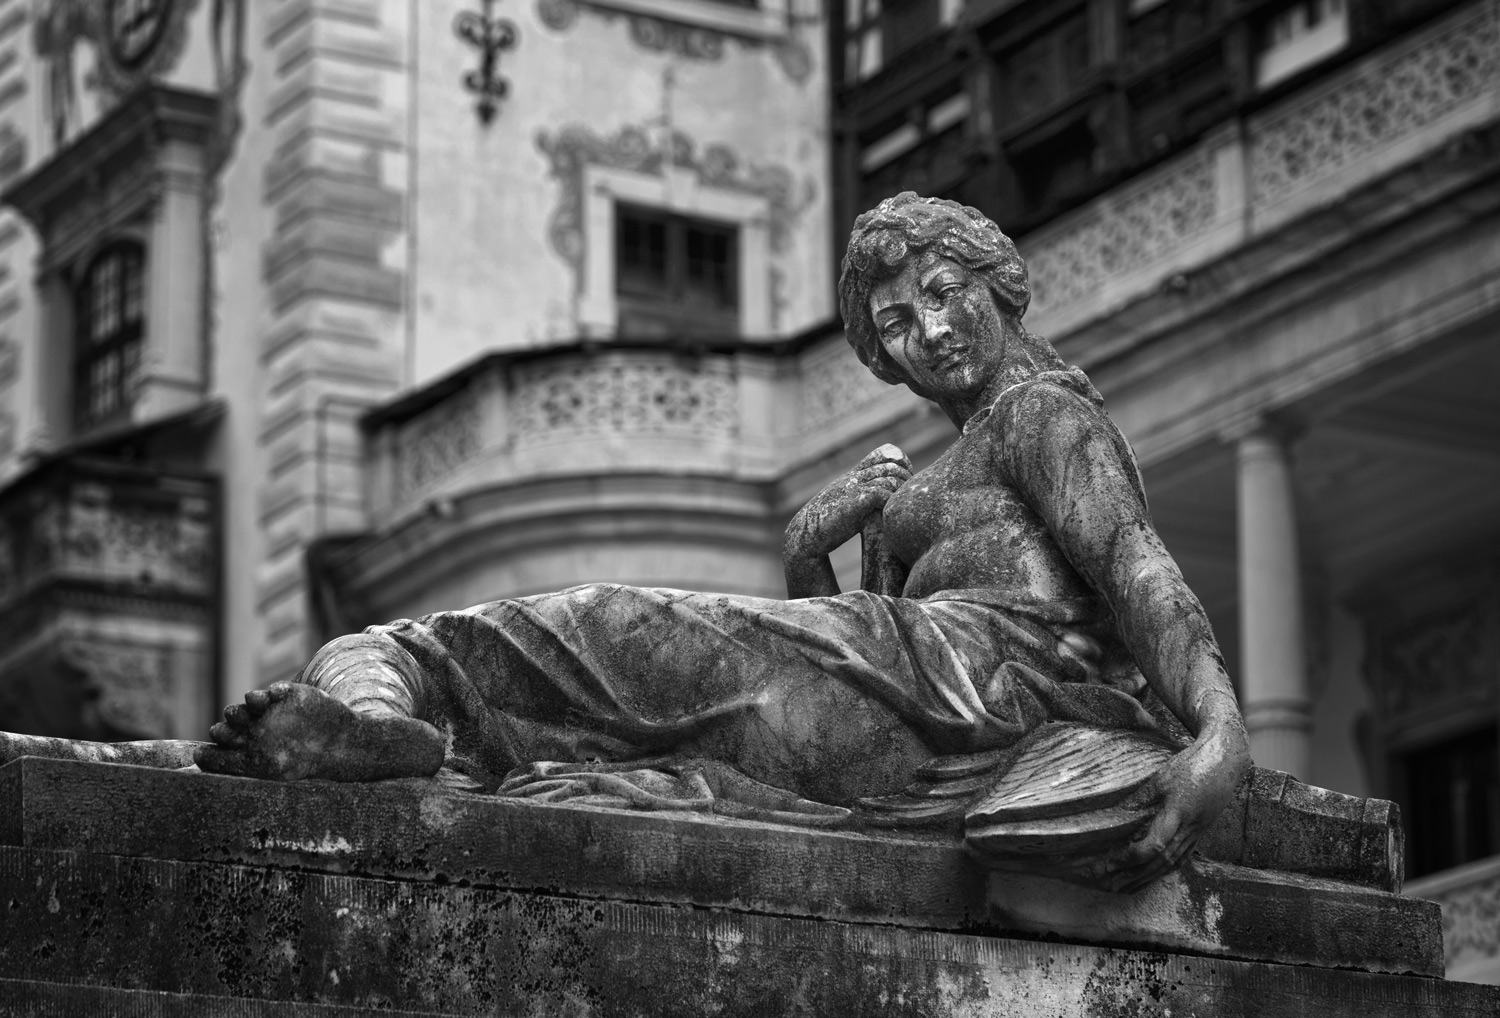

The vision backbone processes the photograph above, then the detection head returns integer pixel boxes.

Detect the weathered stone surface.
[0,758,1444,976]
[0,844,1494,1018]
[0,758,984,931]
[0,758,1496,1016]
[987,861,1439,976]
[0,979,456,1016]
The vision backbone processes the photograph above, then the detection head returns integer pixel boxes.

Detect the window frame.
[614,204,740,338]
[72,239,148,431]
[579,163,772,339]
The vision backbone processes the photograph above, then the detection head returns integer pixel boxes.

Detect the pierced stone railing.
[1407,854,1500,983]
[362,332,923,529]
[1023,0,1500,340]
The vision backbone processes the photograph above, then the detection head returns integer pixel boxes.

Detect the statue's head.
[839,192,1030,385]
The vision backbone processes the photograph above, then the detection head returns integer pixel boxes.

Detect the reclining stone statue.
[0,193,1399,895]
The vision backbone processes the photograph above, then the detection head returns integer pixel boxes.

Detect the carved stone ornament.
[798,334,897,432]
[629,16,724,61]
[1251,4,1500,205]
[533,0,813,84]
[62,638,175,740]
[535,122,812,288]
[394,385,486,503]
[1025,146,1217,316]
[510,355,739,442]
[33,0,202,123]
[1437,869,1500,967]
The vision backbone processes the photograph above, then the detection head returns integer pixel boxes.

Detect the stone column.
[1236,424,1312,778]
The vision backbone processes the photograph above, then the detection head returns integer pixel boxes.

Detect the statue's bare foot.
[194,682,445,782]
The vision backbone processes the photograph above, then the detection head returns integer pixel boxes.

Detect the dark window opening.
[1400,725,1500,879]
[616,206,738,338]
[1010,118,1099,219]
[74,240,146,431]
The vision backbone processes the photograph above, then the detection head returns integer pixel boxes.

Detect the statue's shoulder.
[974,367,1110,446]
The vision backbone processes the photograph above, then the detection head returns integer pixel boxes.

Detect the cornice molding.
[1,85,219,233]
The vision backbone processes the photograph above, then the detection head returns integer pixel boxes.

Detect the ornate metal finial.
[455,0,518,125]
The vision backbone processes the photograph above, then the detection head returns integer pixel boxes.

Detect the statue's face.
[868,252,1008,401]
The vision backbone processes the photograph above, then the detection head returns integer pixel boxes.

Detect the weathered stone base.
[0,758,1496,1016]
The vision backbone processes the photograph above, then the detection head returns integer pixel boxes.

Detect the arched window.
[74,241,146,429]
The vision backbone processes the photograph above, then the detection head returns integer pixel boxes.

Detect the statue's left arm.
[993,381,1251,891]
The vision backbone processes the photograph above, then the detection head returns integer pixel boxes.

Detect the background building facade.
[0,0,1495,983]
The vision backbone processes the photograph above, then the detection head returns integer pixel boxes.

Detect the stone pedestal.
[0,757,1495,1016]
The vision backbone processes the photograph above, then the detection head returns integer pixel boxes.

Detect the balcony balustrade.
[0,455,218,741]
[1408,855,1500,984]
[362,332,927,530]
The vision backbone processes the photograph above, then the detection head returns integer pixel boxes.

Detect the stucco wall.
[407,0,832,383]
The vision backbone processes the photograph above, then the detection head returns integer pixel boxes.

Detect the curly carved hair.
[839,192,1030,384]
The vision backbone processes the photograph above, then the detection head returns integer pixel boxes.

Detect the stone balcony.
[1023,0,1500,344]
[0,454,218,741]
[1408,855,1500,984]
[328,332,936,623]
[362,331,929,532]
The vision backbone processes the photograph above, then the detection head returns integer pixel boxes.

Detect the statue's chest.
[882,444,1042,564]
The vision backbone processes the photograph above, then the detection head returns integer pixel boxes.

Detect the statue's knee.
[300,633,403,688]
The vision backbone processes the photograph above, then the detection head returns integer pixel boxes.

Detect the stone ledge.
[0,758,1442,976]
[0,978,459,1017]
[0,845,1494,1018]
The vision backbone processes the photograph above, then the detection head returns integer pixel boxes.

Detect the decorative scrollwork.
[628,16,724,60]
[455,0,520,125]
[536,122,811,290]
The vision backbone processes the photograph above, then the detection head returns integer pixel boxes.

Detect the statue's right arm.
[782,444,911,599]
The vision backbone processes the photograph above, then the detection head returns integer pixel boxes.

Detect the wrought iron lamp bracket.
[455,0,519,125]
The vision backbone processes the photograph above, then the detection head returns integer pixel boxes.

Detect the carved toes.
[223,703,258,730]
[264,681,299,703]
